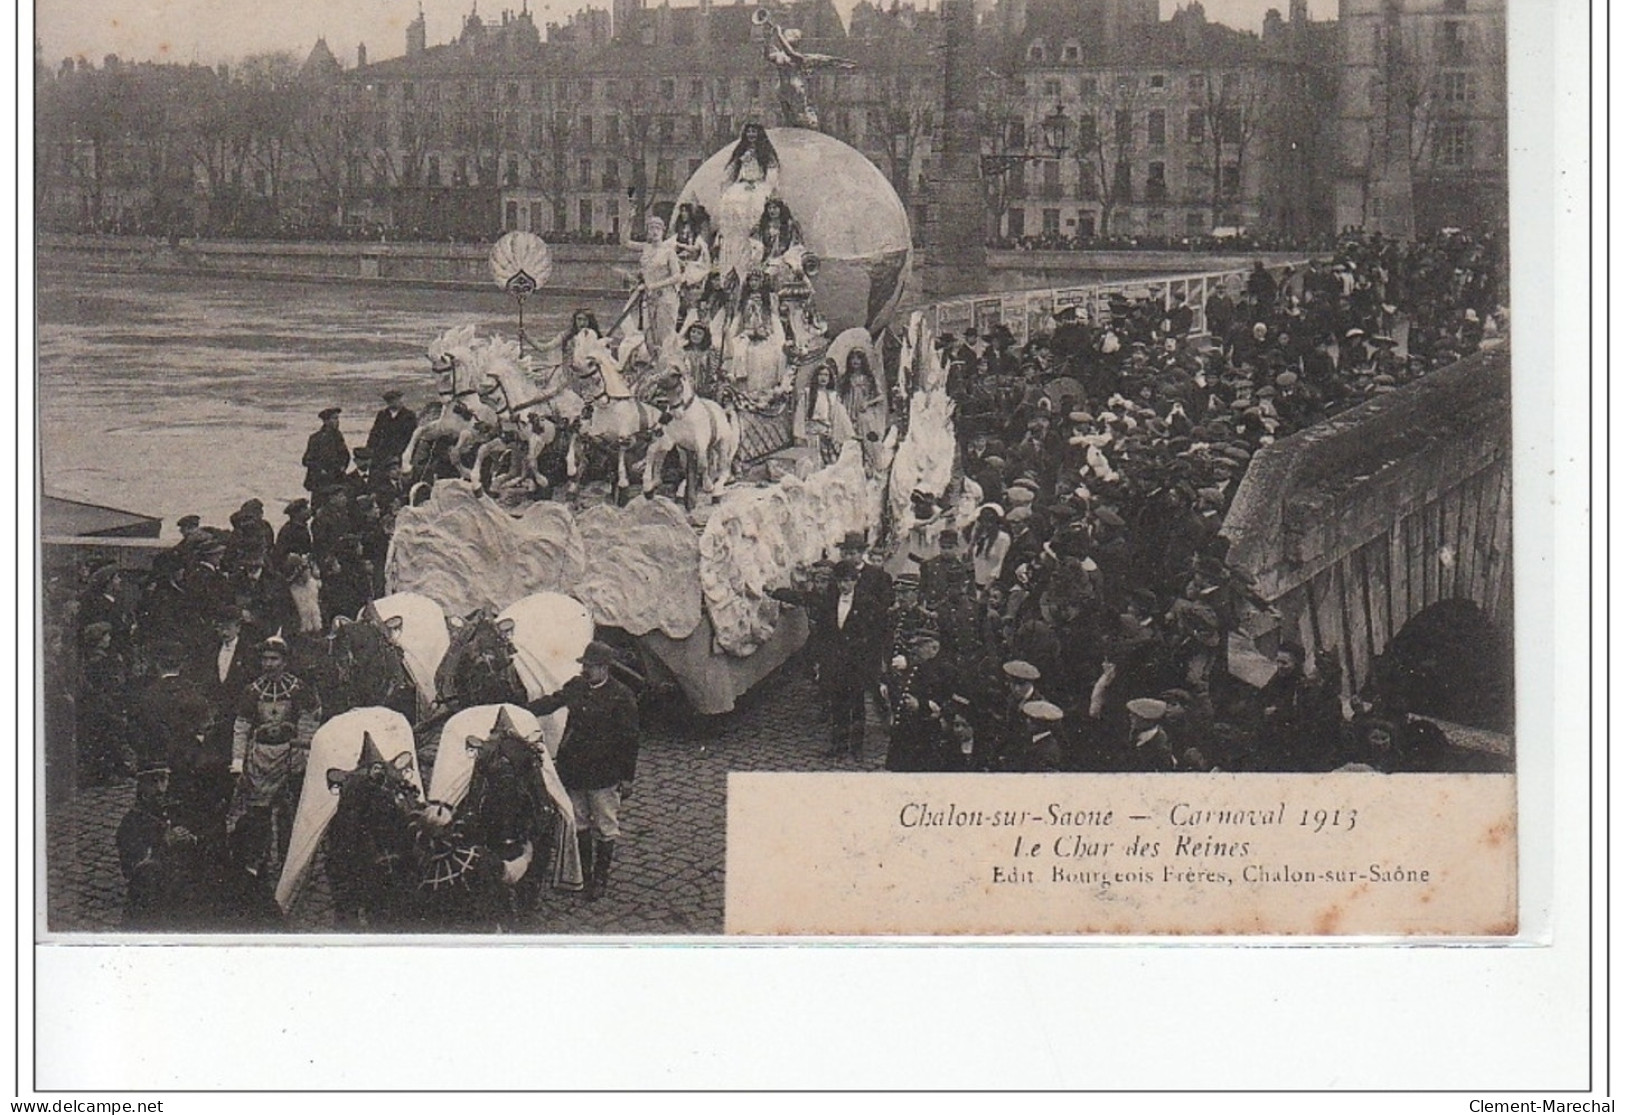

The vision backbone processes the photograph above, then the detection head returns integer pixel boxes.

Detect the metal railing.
[911,257,1311,347]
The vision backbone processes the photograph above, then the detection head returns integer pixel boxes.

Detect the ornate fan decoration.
[489,231,553,297]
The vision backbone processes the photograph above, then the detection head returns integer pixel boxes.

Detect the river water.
[37,269,621,534]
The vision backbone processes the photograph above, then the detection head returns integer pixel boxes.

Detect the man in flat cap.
[366,389,418,472]
[116,761,199,929]
[1001,700,1064,772]
[528,640,640,900]
[1124,697,1175,771]
[303,407,351,507]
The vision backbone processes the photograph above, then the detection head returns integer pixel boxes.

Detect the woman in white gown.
[670,202,715,334]
[838,346,888,474]
[727,269,790,400]
[715,123,781,283]
[794,357,855,465]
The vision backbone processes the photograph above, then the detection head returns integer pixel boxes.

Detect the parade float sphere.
[678,127,912,336]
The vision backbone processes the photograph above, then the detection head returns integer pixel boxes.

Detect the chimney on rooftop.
[407,4,427,55]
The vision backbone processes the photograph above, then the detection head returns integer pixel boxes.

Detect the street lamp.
[981,101,1071,177]
[1039,102,1071,157]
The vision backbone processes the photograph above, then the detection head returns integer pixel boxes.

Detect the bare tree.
[1195,67,1265,226]
[1077,74,1141,237]
[975,71,1025,239]
[237,52,303,211]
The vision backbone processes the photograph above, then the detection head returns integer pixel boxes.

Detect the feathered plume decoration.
[489,231,554,295]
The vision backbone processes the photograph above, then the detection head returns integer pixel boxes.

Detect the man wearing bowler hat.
[528,640,640,901]
[303,407,351,507]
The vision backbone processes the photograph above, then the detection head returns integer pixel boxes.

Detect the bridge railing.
[1221,348,1513,694]
[910,259,1310,345]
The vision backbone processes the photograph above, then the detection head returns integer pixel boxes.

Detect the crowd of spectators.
[876,228,1509,776]
[985,230,1347,254]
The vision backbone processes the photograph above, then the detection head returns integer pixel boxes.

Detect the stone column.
[919,0,988,299]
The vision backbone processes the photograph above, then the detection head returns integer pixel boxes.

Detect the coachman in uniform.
[528,641,639,901]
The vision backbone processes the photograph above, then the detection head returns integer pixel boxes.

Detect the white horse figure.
[461,334,585,488]
[565,331,666,499]
[642,366,740,507]
[401,325,505,475]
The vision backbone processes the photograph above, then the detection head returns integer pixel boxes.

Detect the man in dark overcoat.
[303,407,351,504]
[366,389,418,469]
[772,558,892,760]
[528,640,640,901]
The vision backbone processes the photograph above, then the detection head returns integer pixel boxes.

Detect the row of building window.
[1006,159,1242,202]
[1005,107,1243,151]
[353,152,708,190]
[1002,207,1245,239]
[368,71,908,106]
[1019,70,1239,98]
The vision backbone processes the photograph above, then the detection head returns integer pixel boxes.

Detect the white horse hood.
[276,707,422,913]
[367,592,450,710]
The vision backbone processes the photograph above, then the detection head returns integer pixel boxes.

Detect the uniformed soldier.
[884,626,957,772]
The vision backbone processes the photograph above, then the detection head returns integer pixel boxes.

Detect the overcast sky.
[35,0,1337,69]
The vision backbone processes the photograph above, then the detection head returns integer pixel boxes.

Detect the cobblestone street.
[45,665,886,936]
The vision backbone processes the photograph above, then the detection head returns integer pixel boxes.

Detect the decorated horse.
[641,365,740,508]
[434,609,529,716]
[276,707,427,927]
[291,615,418,722]
[366,592,452,721]
[400,325,507,480]
[421,704,584,923]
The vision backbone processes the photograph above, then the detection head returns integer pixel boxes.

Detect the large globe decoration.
[678,127,913,336]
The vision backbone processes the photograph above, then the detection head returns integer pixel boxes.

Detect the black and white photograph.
[30,0,1529,943]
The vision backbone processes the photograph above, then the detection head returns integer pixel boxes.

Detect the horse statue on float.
[641,364,740,508]
[479,327,679,505]
[558,331,667,503]
[400,324,506,482]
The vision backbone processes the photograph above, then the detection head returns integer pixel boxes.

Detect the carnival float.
[373,19,960,720]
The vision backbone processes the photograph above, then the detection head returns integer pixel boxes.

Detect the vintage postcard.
[33,0,1522,951]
